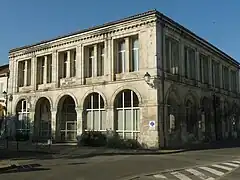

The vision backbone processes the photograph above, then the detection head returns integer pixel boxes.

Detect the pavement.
[1,146,240,179]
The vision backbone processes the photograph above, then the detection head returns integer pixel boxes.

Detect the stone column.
[51,109,57,141]
[180,41,185,77]
[93,44,98,77]
[80,46,84,84]
[106,106,114,130]
[75,107,83,137]
[13,60,18,93]
[104,39,108,76]
[31,56,37,90]
[24,60,28,86]
[110,38,114,81]
[52,51,58,88]
[75,45,82,79]
[66,50,71,78]
[43,56,48,84]
[125,37,130,72]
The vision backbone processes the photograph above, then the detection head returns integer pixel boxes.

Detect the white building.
[7,10,240,148]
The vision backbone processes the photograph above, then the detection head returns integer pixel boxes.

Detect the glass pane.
[93,110,100,130]
[86,111,92,130]
[125,133,132,139]
[100,110,106,130]
[117,110,123,130]
[133,109,140,131]
[60,131,65,141]
[67,122,76,130]
[132,50,139,71]
[125,109,132,130]
[67,132,76,141]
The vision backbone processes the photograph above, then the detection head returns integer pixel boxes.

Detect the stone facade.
[7,10,240,148]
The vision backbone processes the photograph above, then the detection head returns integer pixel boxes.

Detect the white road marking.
[231,160,240,164]
[211,164,233,171]
[222,162,239,168]
[198,166,224,176]
[171,171,192,180]
[153,174,167,179]
[185,168,215,180]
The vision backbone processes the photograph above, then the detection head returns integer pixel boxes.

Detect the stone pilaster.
[75,107,83,136]
[51,109,57,141]
[52,51,58,88]
[93,44,98,77]
[43,55,48,84]
[31,56,37,90]
[24,60,28,86]
[106,106,114,130]
[103,39,108,76]
[209,57,212,85]
[75,45,82,79]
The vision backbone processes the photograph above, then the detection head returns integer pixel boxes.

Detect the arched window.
[35,97,51,138]
[57,95,77,142]
[84,93,106,131]
[16,99,30,133]
[114,89,140,139]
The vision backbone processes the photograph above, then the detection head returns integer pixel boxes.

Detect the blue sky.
[0,0,239,64]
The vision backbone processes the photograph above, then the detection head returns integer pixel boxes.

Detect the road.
[1,147,240,180]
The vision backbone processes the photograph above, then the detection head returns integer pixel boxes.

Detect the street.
[1,147,240,180]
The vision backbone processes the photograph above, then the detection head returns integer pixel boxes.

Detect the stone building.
[7,10,240,148]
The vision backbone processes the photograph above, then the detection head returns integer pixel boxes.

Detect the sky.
[0,0,239,65]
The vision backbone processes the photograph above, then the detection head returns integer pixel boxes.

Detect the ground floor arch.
[34,97,51,139]
[56,95,77,142]
[114,89,140,139]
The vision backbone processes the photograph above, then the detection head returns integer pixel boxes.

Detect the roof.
[0,64,9,77]
[9,9,239,66]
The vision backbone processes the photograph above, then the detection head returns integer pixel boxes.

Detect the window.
[212,60,220,88]
[231,70,237,92]
[97,44,104,76]
[199,54,209,83]
[39,57,44,84]
[184,46,196,79]
[117,40,125,73]
[222,66,229,90]
[26,60,31,86]
[63,52,67,78]
[70,50,76,77]
[87,47,94,78]
[16,99,30,133]
[84,93,106,131]
[18,61,24,87]
[165,36,179,74]
[47,55,52,83]
[130,36,139,72]
[114,90,140,139]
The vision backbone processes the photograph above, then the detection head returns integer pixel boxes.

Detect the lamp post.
[3,91,8,148]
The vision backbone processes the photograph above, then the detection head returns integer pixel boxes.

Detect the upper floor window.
[116,40,125,73]
[130,36,139,72]
[184,46,196,79]
[47,55,52,83]
[70,50,76,77]
[165,36,179,74]
[199,53,209,84]
[88,47,94,78]
[18,59,31,87]
[212,60,220,88]
[231,70,237,92]
[97,44,104,76]
[222,66,229,90]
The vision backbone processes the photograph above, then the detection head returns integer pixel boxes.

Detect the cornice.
[9,19,156,59]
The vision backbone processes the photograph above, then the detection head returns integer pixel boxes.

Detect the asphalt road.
[1,147,240,180]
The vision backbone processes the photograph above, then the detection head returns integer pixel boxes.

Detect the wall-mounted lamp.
[144,72,151,84]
